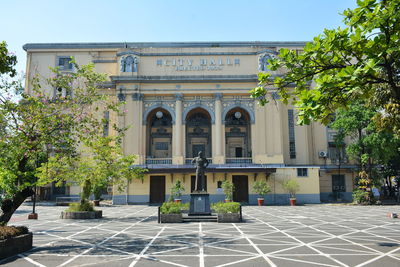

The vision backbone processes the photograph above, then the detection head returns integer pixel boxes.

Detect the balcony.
[145,158,172,165]
[226,158,252,164]
[185,158,213,164]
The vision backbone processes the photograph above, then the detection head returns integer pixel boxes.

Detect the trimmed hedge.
[0,226,28,240]
[160,202,182,214]
[211,202,240,214]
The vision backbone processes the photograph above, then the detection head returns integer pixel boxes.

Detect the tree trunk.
[0,188,34,224]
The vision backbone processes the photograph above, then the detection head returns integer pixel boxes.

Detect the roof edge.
[23,41,308,51]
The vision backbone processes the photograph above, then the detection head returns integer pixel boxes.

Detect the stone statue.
[192,151,209,192]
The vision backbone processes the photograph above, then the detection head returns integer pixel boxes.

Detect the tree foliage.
[0,54,144,223]
[251,0,400,134]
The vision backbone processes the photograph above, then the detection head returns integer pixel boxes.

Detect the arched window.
[146,109,173,158]
[225,108,251,159]
[185,108,212,159]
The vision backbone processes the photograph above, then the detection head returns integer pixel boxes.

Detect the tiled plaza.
[1,204,400,267]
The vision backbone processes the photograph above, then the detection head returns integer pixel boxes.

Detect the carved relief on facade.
[120,55,138,72]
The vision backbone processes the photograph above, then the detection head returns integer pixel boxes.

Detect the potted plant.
[282,179,300,206]
[253,180,271,206]
[221,180,235,202]
[171,180,185,203]
[92,184,106,206]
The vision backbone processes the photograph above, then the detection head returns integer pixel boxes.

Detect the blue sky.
[1,0,356,74]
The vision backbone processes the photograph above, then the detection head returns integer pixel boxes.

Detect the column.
[213,93,225,164]
[173,93,184,164]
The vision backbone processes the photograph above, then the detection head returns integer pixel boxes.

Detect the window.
[57,56,73,71]
[155,142,169,150]
[217,181,222,188]
[297,168,308,177]
[288,109,296,159]
[234,58,240,65]
[328,143,346,163]
[54,87,72,99]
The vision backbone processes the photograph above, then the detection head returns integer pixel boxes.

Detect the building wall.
[23,42,355,204]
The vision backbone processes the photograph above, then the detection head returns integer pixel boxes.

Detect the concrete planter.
[0,233,33,260]
[217,213,241,223]
[61,210,102,219]
[160,213,183,223]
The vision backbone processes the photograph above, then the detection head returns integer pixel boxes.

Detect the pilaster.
[213,93,225,164]
[173,93,184,164]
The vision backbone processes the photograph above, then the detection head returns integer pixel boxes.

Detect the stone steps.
[182,214,218,222]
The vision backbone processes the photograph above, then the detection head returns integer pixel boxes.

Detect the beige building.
[23,42,355,204]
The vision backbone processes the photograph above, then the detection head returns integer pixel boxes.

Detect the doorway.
[232,175,249,203]
[150,176,166,203]
[332,174,345,200]
[235,147,243,158]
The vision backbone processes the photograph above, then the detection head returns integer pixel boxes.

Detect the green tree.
[0,41,16,77]
[251,0,400,134]
[0,57,143,223]
[330,101,400,201]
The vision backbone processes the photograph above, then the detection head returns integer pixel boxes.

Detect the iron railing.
[145,158,172,164]
[226,158,252,164]
[185,158,213,164]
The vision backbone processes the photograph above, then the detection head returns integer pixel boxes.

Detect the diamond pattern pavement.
[1,204,400,266]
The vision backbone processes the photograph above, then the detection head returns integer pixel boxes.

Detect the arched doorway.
[225,108,251,163]
[146,109,173,161]
[185,108,212,161]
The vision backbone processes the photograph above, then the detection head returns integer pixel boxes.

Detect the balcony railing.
[226,158,253,164]
[145,158,172,165]
[185,158,213,164]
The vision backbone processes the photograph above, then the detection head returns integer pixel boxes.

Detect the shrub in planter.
[253,180,271,206]
[67,200,94,212]
[221,180,235,202]
[282,179,300,206]
[0,226,32,259]
[160,202,182,223]
[211,202,241,223]
[61,199,102,219]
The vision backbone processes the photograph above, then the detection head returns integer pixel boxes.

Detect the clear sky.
[1,0,357,74]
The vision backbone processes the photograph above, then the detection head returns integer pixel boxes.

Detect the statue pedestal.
[189,192,211,215]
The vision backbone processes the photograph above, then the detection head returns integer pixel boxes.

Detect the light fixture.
[156,111,163,119]
[234,111,242,119]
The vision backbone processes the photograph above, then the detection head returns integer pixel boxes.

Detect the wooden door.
[233,175,249,203]
[150,176,166,203]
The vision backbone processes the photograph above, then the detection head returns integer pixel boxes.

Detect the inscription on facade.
[156,57,240,71]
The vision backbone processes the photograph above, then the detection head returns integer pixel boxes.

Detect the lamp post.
[28,158,38,220]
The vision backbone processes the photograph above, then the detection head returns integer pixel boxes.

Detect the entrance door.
[332,174,345,200]
[332,175,345,192]
[150,176,165,203]
[232,175,249,203]
[192,144,205,157]
[191,175,207,192]
[235,147,243,158]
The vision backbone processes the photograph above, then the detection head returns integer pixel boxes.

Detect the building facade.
[23,42,355,204]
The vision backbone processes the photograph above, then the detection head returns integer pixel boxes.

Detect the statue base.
[189,192,211,215]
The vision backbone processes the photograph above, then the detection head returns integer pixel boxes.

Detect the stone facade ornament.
[121,55,138,72]
[258,53,274,71]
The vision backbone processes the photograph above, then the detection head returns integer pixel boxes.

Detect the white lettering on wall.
[156,57,240,71]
